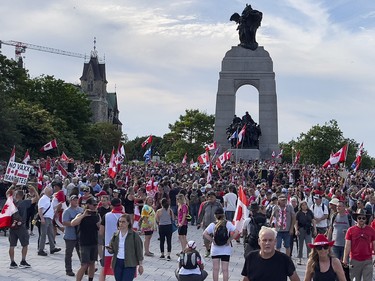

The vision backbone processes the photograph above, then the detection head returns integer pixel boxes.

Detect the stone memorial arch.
[213,46,279,159]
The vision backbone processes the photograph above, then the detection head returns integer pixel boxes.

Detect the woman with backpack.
[202,207,238,281]
[175,240,208,281]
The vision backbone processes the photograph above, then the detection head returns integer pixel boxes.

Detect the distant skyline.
[2,0,375,157]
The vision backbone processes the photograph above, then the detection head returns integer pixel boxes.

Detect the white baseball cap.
[187,240,196,249]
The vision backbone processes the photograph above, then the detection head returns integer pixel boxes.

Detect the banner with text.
[5,161,32,185]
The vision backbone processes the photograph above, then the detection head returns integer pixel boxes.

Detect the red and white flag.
[141,135,153,148]
[206,162,213,183]
[60,152,69,162]
[37,166,43,190]
[181,153,187,164]
[108,148,117,178]
[233,186,249,233]
[323,144,348,168]
[99,150,106,165]
[22,149,30,164]
[294,151,301,164]
[9,146,16,162]
[0,196,18,228]
[216,151,232,169]
[206,141,217,151]
[40,139,58,152]
[237,125,246,146]
[197,151,209,164]
[276,149,283,159]
[351,143,363,172]
[58,163,68,178]
[271,151,276,158]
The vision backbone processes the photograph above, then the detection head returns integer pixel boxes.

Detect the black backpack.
[179,251,200,269]
[245,214,268,248]
[213,220,229,246]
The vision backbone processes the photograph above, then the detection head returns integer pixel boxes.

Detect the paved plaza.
[0,226,310,281]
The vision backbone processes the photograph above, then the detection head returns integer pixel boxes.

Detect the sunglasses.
[357,216,366,221]
[315,245,329,250]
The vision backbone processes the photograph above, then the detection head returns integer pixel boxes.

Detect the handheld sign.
[5,161,32,185]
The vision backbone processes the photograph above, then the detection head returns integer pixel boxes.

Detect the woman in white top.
[203,207,239,281]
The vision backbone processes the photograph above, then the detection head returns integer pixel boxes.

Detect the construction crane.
[0,39,100,68]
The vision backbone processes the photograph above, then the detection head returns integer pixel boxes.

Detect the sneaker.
[51,248,61,254]
[66,271,75,277]
[166,256,171,261]
[19,260,31,268]
[38,251,48,256]
[9,261,18,269]
[159,255,165,259]
[204,251,210,258]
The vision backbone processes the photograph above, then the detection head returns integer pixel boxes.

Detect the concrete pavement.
[0,226,309,281]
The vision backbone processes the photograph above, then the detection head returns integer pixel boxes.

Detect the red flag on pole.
[108,148,117,178]
[22,149,30,164]
[37,166,43,190]
[9,146,16,162]
[323,144,348,168]
[141,135,153,148]
[233,186,249,233]
[40,139,58,152]
[60,152,69,162]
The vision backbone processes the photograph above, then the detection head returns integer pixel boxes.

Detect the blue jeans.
[114,258,136,281]
[190,204,199,225]
[225,211,235,221]
[276,231,291,249]
[332,245,344,260]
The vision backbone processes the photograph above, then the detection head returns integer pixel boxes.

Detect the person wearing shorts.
[177,194,189,253]
[203,207,238,281]
[7,188,38,269]
[71,198,100,281]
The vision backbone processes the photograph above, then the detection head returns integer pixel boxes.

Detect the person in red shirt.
[343,209,375,281]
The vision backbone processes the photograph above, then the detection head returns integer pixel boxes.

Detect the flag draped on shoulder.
[233,186,249,233]
[22,149,30,164]
[141,135,153,148]
[40,139,58,152]
[351,143,363,172]
[0,196,18,228]
[9,146,16,162]
[323,144,348,168]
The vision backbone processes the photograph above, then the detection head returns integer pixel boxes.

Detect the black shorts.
[9,227,29,247]
[80,245,98,264]
[178,225,188,235]
[144,231,153,236]
[211,255,230,262]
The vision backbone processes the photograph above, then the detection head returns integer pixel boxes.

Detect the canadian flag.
[141,135,153,148]
[108,148,117,178]
[206,162,213,183]
[271,151,276,158]
[233,186,249,233]
[351,143,363,172]
[60,152,69,162]
[181,153,187,164]
[237,125,246,146]
[323,144,348,168]
[206,141,217,151]
[294,151,301,164]
[9,146,16,162]
[216,151,232,169]
[58,163,68,178]
[37,166,43,190]
[40,139,58,152]
[276,149,283,158]
[99,150,106,165]
[0,196,18,228]
[197,151,209,164]
[22,149,30,164]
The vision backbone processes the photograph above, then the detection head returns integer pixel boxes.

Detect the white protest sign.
[5,161,32,185]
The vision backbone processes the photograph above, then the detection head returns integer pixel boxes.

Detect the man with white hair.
[241,227,300,281]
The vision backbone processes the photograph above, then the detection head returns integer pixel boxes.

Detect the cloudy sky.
[2,0,375,157]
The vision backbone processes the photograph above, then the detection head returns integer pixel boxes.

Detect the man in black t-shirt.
[241,226,300,281]
[71,198,101,281]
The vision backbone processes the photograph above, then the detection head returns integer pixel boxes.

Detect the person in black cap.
[71,197,101,281]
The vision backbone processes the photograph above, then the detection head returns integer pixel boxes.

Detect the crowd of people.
[1,158,375,281]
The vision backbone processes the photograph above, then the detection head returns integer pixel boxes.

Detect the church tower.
[80,40,108,123]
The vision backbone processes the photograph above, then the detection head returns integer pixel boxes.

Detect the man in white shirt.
[312,195,329,235]
[37,186,61,256]
[223,184,237,221]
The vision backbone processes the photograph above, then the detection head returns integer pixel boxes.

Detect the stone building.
[80,49,122,130]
